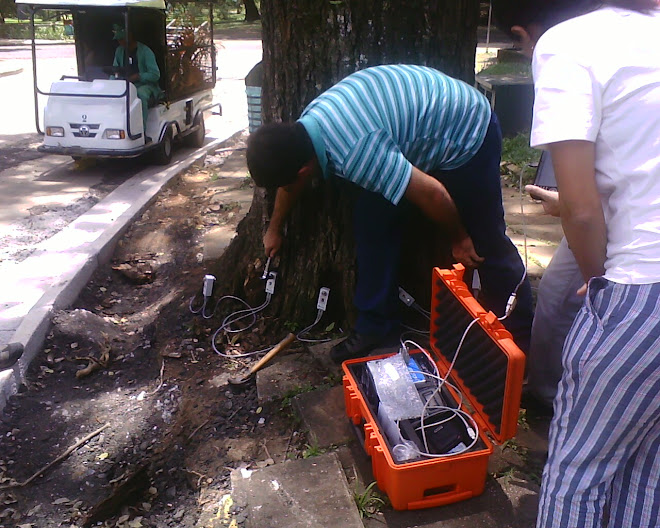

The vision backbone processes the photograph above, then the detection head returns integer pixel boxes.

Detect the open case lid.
[429,265,525,444]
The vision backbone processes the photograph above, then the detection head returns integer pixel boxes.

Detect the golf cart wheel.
[154,128,173,165]
[185,114,205,148]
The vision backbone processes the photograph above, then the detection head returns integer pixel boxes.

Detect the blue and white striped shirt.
[298,65,491,205]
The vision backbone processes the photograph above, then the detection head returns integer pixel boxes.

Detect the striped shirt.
[298,65,491,205]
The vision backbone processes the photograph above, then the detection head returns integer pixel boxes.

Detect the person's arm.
[112,46,121,68]
[136,44,160,84]
[263,172,310,257]
[404,166,483,268]
[548,140,606,282]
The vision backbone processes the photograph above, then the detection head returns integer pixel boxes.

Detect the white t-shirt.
[531,6,660,284]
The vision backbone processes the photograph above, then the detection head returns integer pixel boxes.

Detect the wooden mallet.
[228,332,296,388]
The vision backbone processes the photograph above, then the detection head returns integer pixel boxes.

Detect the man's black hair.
[492,0,657,38]
[246,122,315,190]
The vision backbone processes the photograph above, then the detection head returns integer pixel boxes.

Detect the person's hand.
[263,227,283,258]
[452,235,484,269]
[577,283,587,296]
[128,73,140,83]
[526,184,560,217]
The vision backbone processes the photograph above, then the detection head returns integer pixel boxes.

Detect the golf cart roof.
[15,0,166,8]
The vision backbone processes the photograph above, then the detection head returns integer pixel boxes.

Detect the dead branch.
[146,359,166,396]
[0,423,110,490]
[187,419,210,442]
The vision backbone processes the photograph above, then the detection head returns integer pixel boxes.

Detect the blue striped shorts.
[538,277,660,528]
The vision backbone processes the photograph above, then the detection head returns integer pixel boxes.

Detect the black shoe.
[330,332,386,363]
[0,343,24,370]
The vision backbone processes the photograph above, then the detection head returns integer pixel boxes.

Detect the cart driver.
[112,24,162,141]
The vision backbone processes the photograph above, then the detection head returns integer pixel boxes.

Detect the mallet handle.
[248,332,296,375]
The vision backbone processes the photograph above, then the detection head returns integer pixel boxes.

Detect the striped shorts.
[538,278,660,528]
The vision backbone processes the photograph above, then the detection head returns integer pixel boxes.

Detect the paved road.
[0,42,76,60]
[0,38,261,267]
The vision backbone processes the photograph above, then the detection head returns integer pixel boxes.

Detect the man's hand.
[452,235,484,269]
[128,73,140,82]
[263,226,283,258]
[526,184,560,217]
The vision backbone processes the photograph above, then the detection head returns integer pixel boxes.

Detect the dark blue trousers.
[352,113,533,352]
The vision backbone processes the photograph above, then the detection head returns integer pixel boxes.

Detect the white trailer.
[18,0,220,164]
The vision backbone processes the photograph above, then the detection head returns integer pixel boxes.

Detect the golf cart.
[18,0,220,164]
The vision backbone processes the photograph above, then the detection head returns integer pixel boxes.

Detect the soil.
[0,133,322,528]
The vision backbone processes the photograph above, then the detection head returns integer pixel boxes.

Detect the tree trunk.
[214,0,480,332]
[242,0,260,22]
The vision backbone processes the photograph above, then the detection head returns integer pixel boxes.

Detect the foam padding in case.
[429,266,525,443]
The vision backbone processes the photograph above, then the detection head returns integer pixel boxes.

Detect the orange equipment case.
[342,265,526,511]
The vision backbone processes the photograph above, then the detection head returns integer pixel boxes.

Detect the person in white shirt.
[493,1,660,527]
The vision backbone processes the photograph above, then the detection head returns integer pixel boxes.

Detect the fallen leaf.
[27,505,42,516]
[51,497,70,505]
[97,452,109,460]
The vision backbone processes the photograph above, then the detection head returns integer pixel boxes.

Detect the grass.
[278,384,316,420]
[353,481,386,518]
[302,440,326,458]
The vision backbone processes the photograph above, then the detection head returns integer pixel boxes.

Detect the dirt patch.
[0,133,324,528]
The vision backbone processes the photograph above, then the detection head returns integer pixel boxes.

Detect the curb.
[0,132,244,410]
[0,66,24,78]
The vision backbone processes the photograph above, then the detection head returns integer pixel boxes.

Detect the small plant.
[518,408,529,431]
[283,320,300,333]
[302,440,325,458]
[278,383,315,419]
[240,175,253,189]
[353,481,385,518]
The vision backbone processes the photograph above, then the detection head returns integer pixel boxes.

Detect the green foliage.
[479,60,532,77]
[353,481,386,518]
[302,440,326,458]
[283,320,300,332]
[501,132,541,186]
[278,383,316,419]
[0,0,17,21]
[502,132,540,168]
[0,21,71,40]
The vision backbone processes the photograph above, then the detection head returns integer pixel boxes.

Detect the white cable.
[413,304,431,319]
[189,293,208,315]
[210,294,272,357]
[400,324,430,336]
[398,319,481,458]
[297,309,334,343]
[499,163,532,322]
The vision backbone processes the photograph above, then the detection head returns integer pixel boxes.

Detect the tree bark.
[214,0,480,332]
[243,0,260,22]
